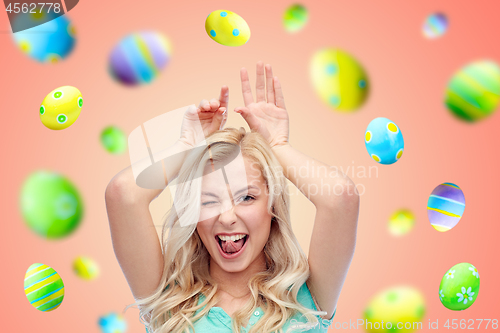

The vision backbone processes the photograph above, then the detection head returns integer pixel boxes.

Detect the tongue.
[221,238,245,253]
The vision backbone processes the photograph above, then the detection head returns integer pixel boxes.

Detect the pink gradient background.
[1,0,499,331]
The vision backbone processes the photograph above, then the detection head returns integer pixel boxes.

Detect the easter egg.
[283,4,309,33]
[363,286,426,332]
[12,11,76,63]
[40,86,83,130]
[205,10,250,46]
[427,182,465,232]
[24,263,65,311]
[101,126,127,154]
[364,117,404,164]
[99,313,127,333]
[439,263,480,311]
[20,170,84,239]
[73,256,100,281]
[422,13,448,39]
[445,60,500,122]
[109,31,172,86]
[310,48,369,112]
[388,209,415,236]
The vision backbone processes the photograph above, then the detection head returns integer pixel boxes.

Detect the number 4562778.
[444,319,498,329]
[6,3,61,14]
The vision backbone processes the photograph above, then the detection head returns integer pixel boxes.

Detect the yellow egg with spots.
[388,209,415,236]
[40,86,83,130]
[205,10,250,47]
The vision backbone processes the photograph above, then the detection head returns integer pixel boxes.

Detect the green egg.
[439,263,480,311]
[100,126,127,154]
[20,170,83,239]
[283,4,309,33]
[24,263,65,311]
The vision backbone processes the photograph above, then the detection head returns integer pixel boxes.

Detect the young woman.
[105,62,359,333]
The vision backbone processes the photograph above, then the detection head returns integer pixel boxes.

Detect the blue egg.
[365,117,404,164]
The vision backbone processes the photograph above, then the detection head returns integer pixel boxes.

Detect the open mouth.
[215,235,248,255]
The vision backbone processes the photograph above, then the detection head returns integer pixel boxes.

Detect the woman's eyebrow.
[201,185,259,198]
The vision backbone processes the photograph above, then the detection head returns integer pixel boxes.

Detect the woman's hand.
[179,86,229,148]
[234,62,289,148]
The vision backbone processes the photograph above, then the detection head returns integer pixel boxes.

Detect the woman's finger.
[235,106,260,129]
[255,61,266,102]
[198,99,210,111]
[265,64,275,104]
[218,85,229,110]
[274,76,286,110]
[219,107,228,129]
[209,98,220,111]
[240,67,254,106]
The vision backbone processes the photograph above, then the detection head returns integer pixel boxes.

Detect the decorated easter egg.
[99,313,127,333]
[205,10,250,46]
[427,182,465,232]
[445,60,500,122]
[365,117,404,164]
[422,13,448,39]
[440,263,480,311]
[73,256,100,281]
[101,126,127,154]
[310,48,369,112]
[20,170,84,239]
[363,286,426,332]
[40,86,82,130]
[109,31,172,86]
[283,4,308,33]
[12,11,76,63]
[24,263,65,311]
[388,209,415,236]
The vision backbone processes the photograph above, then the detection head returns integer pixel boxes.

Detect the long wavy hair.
[124,127,324,333]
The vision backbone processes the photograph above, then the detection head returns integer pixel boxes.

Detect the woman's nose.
[218,201,237,225]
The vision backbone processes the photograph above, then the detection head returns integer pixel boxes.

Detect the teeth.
[218,234,246,241]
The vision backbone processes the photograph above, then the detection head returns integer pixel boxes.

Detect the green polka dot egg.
[20,170,84,239]
[40,86,83,130]
[205,10,250,47]
[363,286,426,332]
[100,126,127,154]
[445,60,500,122]
[73,255,100,280]
[439,263,480,311]
[310,48,369,112]
[24,263,65,312]
[388,209,415,236]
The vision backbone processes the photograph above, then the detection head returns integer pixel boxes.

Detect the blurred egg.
[73,256,100,280]
[422,13,448,39]
[20,170,84,239]
[365,117,404,164]
[283,4,308,33]
[388,209,415,236]
[363,286,425,332]
[427,182,465,232]
[445,60,500,122]
[40,86,82,130]
[205,10,250,46]
[310,48,369,112]
[101,126,127,154]
[24,263,65,311]
[12,11,76,63]
[109,31,172,86]
[440,263,480,311]
[98,312,127,333]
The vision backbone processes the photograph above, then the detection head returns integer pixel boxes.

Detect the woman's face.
[196,157,273,273]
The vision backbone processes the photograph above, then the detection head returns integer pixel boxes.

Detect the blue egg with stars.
[365,117,404,164]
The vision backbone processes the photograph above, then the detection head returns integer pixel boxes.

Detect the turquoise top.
[146,282,336,332]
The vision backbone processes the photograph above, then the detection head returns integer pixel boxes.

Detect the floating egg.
[388,209,415,236]
[24,263,65,311]
[283,4,309,33]
[101,126,127,154]
[98,312,127,333]
[310,48,369,112]
[20,170,84,239]
[440,263,480,311]
[205,10,250,46]
[427,182,465,232]
[40,86,82,130]
[109,31,172,86]
[422,13,448,39]
[12,11,76,63]
[73,255,100,281]
[445,60,500,122]
[363,286,425,332]
[364,117,404,164]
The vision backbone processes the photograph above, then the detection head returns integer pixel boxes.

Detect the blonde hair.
[125,127,323,333]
